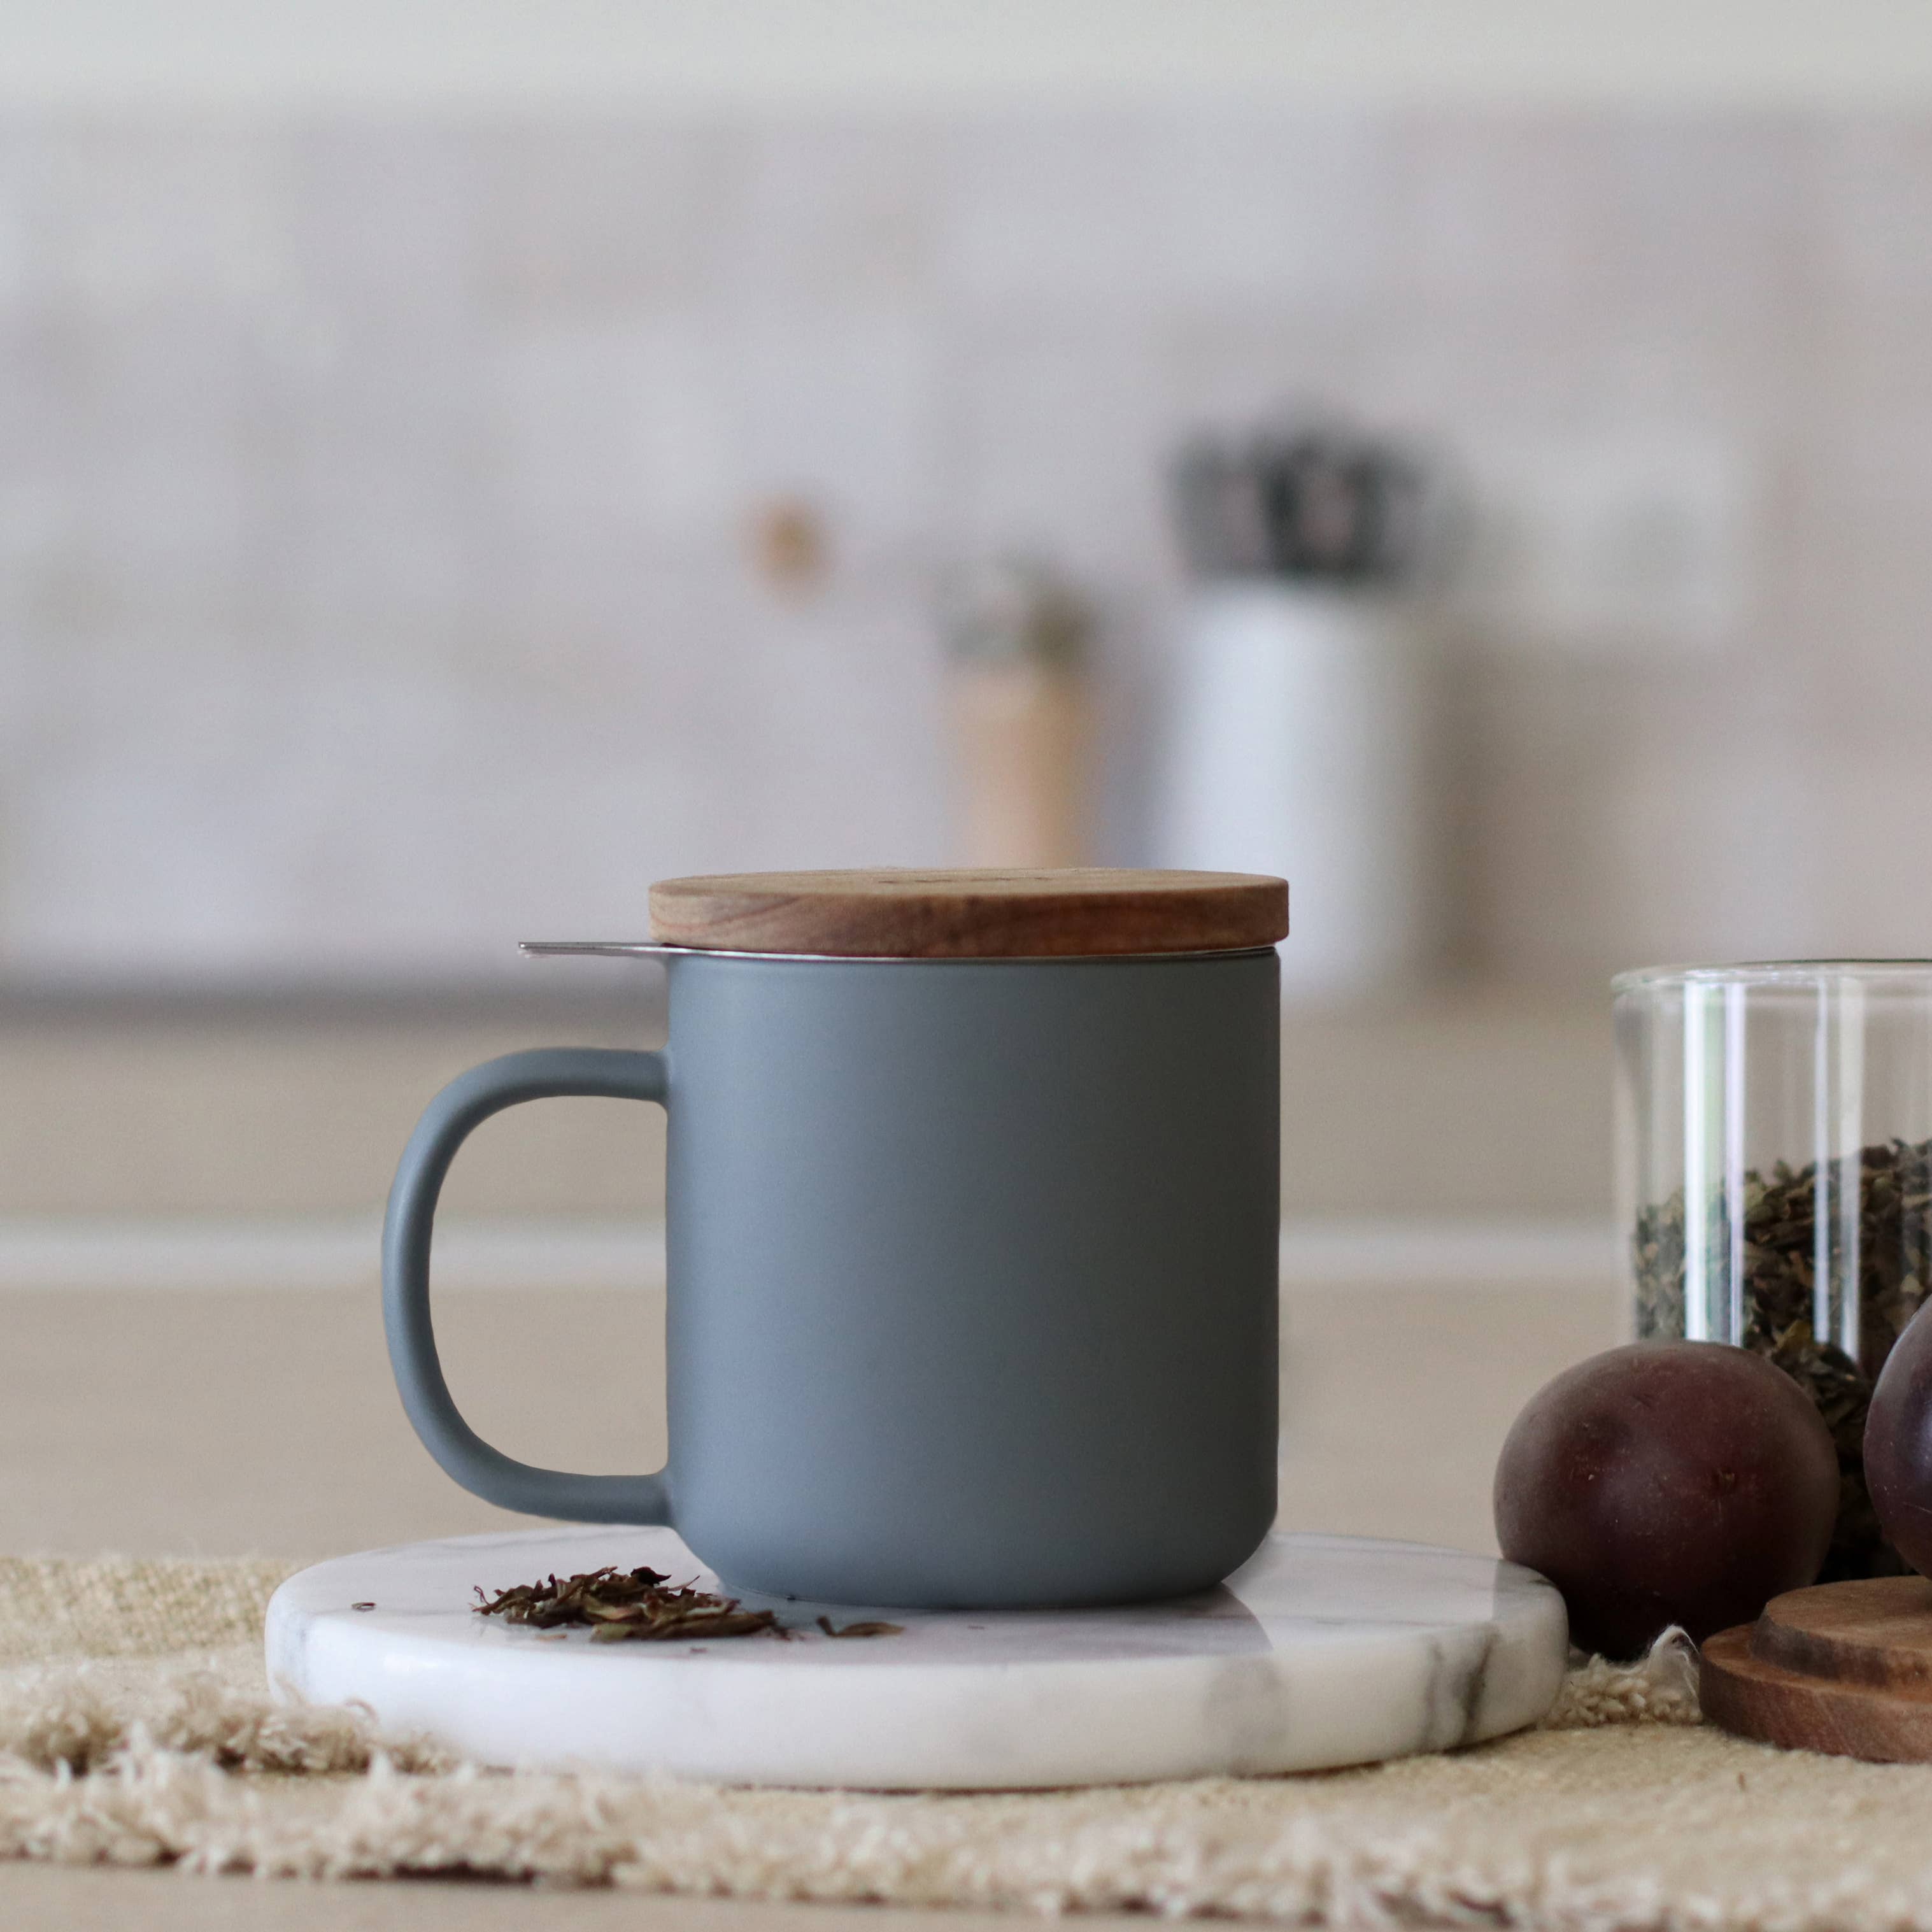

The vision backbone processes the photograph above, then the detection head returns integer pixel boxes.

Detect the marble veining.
[266,1527,1567,1789]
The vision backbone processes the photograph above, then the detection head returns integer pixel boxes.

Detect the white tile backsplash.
[283,124,480,324]
[719,123,938,312]
[945,315,1168,581]
[1813,120,1932,302]
[40,125,290,315]
[474,121,730,319]
[1,106,1930,983]
[937,116,1158,314]
[728,308,942,546]
[1140,109,1398,313]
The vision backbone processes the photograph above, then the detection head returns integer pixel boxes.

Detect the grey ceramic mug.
[383,944,1280,1608]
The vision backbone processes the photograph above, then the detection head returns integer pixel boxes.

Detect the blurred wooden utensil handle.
[950,657,1090,869]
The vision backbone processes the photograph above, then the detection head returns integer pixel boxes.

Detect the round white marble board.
[266,1526,1568,1790]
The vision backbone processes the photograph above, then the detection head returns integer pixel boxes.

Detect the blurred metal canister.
[940,557,1093,869]
[1158,422,1436,997]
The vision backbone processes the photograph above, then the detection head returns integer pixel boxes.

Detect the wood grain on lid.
[648,869,1288,958]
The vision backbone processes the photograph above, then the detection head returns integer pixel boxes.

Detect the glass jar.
[1614,962,1932,1580]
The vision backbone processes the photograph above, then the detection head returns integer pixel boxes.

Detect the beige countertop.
[0,987,1611,1222]
[0,1279,1619,1562]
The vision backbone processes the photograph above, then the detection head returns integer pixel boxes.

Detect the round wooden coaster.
[1701,1625,1932,1761]
[1752,1575,1932,1690]
[649,868,1289,959]
[1701,1576,1932,1763]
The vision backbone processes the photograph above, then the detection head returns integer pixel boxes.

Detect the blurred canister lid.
[1171,420,1429,585]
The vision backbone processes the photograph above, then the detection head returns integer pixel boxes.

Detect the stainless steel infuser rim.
[1614,959,1932,996]
[522,940,1282,966]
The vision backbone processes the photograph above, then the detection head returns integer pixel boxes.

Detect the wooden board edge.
[1701,1623,1932,1763]
[1751,1575,1932,1693]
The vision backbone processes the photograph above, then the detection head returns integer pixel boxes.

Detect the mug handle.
[381,1047,672,1524]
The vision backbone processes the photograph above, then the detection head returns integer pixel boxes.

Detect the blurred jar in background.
[940,557,1094,869]
[1158,422,1437,998]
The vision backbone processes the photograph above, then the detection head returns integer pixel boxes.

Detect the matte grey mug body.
[383,946,1281,1609]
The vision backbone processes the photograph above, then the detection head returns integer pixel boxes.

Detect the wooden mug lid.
[648,869,1288,959]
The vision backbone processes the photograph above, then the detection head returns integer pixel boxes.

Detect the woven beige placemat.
[0,1556,295,1665]
[4,1554,1928,1927]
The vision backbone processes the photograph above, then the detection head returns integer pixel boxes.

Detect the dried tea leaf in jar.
[1632,1135,1932,1582]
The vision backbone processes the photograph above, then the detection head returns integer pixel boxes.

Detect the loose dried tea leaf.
[474,1565,778,1643]
[1633,1135,1932,1580]
[473,1564,674,1628]
[590,1605,778,1643]
[817,1616,904,1638]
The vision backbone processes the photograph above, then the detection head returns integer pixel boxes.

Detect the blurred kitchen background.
[4,4,1930,1557]
[12,90,1931,984]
